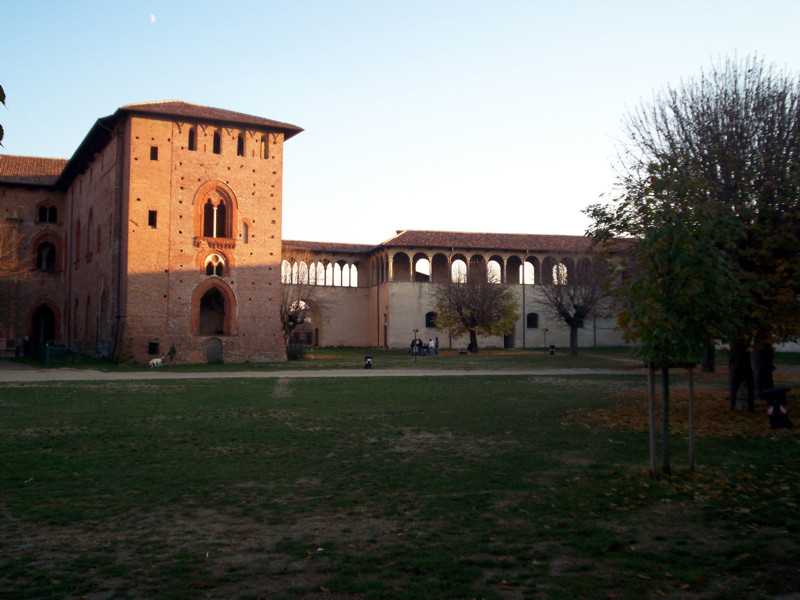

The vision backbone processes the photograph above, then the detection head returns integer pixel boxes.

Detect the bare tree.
[0,219,33,339]
[433,263,518,354]
[593,55,800,409]
[539,256,609,355]
[280,248,323,355]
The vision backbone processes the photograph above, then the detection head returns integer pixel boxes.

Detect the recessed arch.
[27,301,60,345]
[412,252,430,282]
[190,279,237,336]
[392,252,411,282]
[192,181,239,241]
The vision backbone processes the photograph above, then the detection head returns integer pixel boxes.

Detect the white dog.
[149,356,163,368]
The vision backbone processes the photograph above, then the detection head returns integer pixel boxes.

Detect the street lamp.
[543,328,548,354]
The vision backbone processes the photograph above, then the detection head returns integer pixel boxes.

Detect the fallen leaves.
[562,390,799,438]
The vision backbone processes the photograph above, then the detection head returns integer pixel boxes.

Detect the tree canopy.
[433,265,517,353]
[587,55,800,395]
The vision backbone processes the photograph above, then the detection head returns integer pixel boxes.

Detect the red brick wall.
[65,132,125,352]
[118,114,286,364]
[0,184,67,343]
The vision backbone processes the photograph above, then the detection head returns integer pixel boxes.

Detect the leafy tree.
[586,135,741,475]
[433,263,517,354]
[0,84,5,145]
[593,55,800,409]
[539,255,609,355]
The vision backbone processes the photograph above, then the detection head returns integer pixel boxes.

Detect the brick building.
[2,100,632,363]
[0,101,302,363]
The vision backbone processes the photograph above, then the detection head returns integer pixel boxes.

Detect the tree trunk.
[648,364,656,475]
[569,325,578,355]
[688,366,695,472]
[753,343,775,402]
[469,329,478,354]
[729,338,755,411]
[662,366,671,475]
[701,344,715,373]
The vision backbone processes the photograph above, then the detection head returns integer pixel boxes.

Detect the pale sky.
[3,1,800,244]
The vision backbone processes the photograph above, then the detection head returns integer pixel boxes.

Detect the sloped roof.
[56,100,303,189]
[283,239,375,255]
[0,155,68,186]
[120,101,303,139]
[380,230,594,253]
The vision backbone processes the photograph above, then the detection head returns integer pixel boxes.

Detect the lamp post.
[543,328,548,354]
[412,328,419,365]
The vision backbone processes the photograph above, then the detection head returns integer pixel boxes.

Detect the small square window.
[148,211,157,228]
[147,342,160,355]
[150,146,158,160]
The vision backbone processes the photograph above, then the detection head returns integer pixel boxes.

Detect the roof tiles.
[0,155,67,186]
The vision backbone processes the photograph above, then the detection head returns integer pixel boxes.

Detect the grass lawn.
[34,346,642,372]
[1,368,799,599]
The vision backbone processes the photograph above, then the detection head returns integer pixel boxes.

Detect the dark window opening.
[148,341,160,355]
[148,210,157,228]
[237,134,244,156]
[202,200,227,238]
[425,311,437,328]
[150,146,158,160]
[199,288,225,335]
[527,313,539,329]
[213,131,221,154]
[37,242,56,272]
[38,205,58,223]
[32,305,55,344]
[206,261,223,277]
[188,127,197,151]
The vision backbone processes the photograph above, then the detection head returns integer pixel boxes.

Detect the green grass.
[1,373,798,599]
[19,345,643,372]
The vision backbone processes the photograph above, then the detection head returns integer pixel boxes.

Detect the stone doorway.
[199,288,225,335]
[206,337,223,363]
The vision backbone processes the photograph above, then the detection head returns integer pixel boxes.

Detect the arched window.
[260,135,268,159]
[527,313,539,329]
[554,263,568,285]
[199,288,225,335]
[194,182,237,241]
[205,254,225,277]
[212,131,221,154]
[37,205,58,223]
[451,259,467,283]
[86,210,93,256]
[426,311,437,328]
[237,133,244,157]
[37,242,56,271]
[31,304,56,344]
[188,126,197,151]
[74,220,81,261]
[202,199,227,238]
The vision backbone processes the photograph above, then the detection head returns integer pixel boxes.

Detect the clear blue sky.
[3,1,800,244]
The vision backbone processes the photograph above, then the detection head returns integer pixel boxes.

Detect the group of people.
[410,337,439,356]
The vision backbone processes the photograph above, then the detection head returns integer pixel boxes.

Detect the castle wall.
[66,131,125,352]
[118,115,286,363]
[0,184,66,345]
